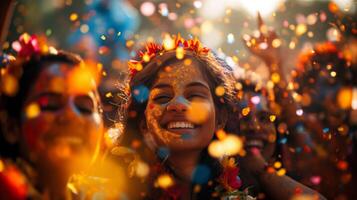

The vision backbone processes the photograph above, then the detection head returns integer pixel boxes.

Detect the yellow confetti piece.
[272,39,282,48]
[67,67,96,94]
[271,73,280,83]
[183,58,192,66]
[216,129,227,140]
[289,41,296,49]
[135,161,150,178]
[69,13,78,21]
[221,135,243,156]
[176,46,184,60]
[307,31,314,38]
[337,125,349,136]
[269,115,276,122]
[330,71,337,77]
[135,63,143,71]
[242,107,250,116]
[208,140,225,158]
[208,135,243,158]
[126,40,134,48]
[1,74,18,96]
[0,159,4,172]
[49,46,58,55]
[106,92,113,98]
[235,82,242,90]
[276,168,286,176]
[25,103,40,119]
[186,101,210,124]
[22,33,31,44]
[142,53,150,63]
[215,86,225,96]
[163,35,175,50]
[296,24,307,36]
[193,185,201,193]
[100,35,106,41]
[156,174,174,189]
[337,87,352,109]
[274,161,282,169]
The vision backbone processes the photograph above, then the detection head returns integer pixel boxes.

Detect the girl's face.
[239,91,276,161]
[20,62,103,174]
[143,58,217,152]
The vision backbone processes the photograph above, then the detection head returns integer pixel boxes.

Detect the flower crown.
[128,34,210,77]
[0,33,58,96]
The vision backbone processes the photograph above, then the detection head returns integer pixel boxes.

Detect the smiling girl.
[121,36,244,199]
[0,34,104,199]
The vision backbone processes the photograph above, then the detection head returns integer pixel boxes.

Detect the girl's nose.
[166,96,188,112]
[57,98,81,120]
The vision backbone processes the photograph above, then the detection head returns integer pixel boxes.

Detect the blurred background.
[1,0,356,125]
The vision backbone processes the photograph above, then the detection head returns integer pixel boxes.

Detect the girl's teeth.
[167,121,195,129]
[245,139,264,148]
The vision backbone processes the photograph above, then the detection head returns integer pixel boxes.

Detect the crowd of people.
[0,15,356,200]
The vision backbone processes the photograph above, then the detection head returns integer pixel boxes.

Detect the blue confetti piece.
[132,85,149,103]
[191,165,211,184]
[157,147,170,159]
[279,137,288,144]
[323,127,329,134]
[181,133,193,140]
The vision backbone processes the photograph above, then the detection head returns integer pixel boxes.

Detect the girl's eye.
[153,95,172,104]
[74,95,95,115]
[37,95,62,112]
[187,94,206,101]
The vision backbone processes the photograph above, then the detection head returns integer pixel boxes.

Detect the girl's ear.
[2,117,20,144]
[216,108,228,130]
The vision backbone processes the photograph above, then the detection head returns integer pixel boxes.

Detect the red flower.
[218,157,242,192]
[219,166,242,191]
[12,33,40,58]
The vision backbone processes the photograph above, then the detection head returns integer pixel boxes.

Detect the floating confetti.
[156,174,174,189]
[25,103,40,119]
[69,13,78,21]
[215,86,225,96]
[337,87,352,109]
[140,2,156,17]
[227,33,235,44]
[176,46,184,59]
[135,161,150,178]
[276,168,286,176]
[208,134,243,158]
[186,101,211,124]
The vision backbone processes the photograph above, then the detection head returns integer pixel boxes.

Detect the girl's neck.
[167,149,201,182]
[37,169,71,200]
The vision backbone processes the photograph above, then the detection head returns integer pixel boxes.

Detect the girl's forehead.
[32,62,99,96]
[155,60,206,84]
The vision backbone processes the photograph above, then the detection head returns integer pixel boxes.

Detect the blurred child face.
[143,58,217,153]
[239,91,276,161]
[20,62,103,174]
